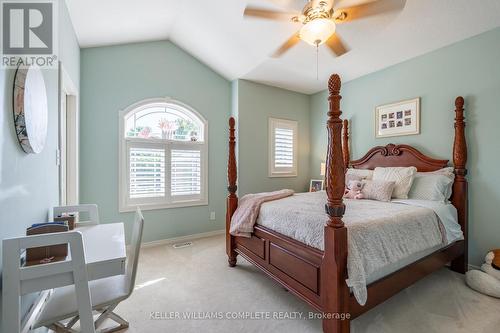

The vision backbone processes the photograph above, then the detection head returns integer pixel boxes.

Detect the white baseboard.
[468,264,481,271]
[142,229,225,248]
[448,264,480,271]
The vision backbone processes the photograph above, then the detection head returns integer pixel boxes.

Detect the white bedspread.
[256,191,463,305]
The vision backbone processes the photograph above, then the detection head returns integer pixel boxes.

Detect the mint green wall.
[80,43,313,243]
[234,80,310,195]
[0,2,80,329]
[310,27,500,266]
[80,41,231,242]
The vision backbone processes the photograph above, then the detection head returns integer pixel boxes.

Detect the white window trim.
[119,97,208,212]
[59,63,80,206]
[268,117,298,178]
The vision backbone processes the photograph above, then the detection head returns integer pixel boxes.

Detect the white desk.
[2,223,126,333]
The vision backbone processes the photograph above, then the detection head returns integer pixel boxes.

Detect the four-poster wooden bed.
[225,74,468,333]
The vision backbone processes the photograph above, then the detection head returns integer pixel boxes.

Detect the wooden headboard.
[350,144,449,172]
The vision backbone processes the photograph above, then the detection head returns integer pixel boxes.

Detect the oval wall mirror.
[13,66,48,154]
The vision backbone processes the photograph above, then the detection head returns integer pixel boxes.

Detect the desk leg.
[72,265,96,333]
[2,239,21,333]
[69,235,96,333]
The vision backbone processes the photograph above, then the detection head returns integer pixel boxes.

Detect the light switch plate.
[56,149,61,166]
[210,211,216,220]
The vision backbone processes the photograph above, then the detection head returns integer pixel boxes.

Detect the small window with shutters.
[119,98,208,212]
[268,118,298,177]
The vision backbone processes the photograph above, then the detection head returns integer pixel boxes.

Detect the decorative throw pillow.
[373,166,417,199]
[410,169,455,202]
[361,180,396,202]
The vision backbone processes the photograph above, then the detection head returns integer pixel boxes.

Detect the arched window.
[119,98,208,211]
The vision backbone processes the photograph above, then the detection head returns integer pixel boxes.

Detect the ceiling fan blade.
[267,0,300,10]
[244,7,298,21]
[272,33,301,57]
[325,33,349,57]
[333,0,406,23]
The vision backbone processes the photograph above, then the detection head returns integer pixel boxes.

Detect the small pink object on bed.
[344,180,364,200]
[230,189,294,238]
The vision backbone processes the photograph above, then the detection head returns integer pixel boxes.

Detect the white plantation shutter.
[125,142,206,208]
[171,149,201,197]
[129,147,165,198]
[274,128,294,168]
[269,118,298,177]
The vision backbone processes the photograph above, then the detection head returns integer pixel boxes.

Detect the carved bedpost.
[342,119,350,169]
[226,117,238,267]
[321,74,350,333]
[450,96,468,274]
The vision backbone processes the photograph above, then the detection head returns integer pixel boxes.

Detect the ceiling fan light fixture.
[299,18,336,46]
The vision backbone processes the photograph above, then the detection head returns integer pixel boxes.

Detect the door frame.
[59,63,79,206]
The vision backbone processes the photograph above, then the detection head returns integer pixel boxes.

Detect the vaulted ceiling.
[66,0,500,94]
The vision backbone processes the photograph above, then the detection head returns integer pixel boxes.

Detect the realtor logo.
[1,0,58,68]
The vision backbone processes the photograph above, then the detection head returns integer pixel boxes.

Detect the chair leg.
[93,303,129,333]
[66,315,80,329]
[48,322,79,333]
[99,317,129,333]
[106,311,128,326]
[94,303,118,328]
[48,305,129,333]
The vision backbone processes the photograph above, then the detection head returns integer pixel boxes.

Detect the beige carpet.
[104,235,500,333]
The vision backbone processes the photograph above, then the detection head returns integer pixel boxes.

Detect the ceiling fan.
[244,0,406,57]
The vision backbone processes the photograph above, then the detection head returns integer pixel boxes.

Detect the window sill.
[119,199,208,213]
[268,173,298,178]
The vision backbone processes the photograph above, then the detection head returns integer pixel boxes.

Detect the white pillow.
[408,173,453,202]
[420,167,455,180]
[412,167,455,202]
[346,168,373,180]
[373,166,417,199]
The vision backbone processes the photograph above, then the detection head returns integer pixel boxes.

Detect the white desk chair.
[32,208,145,333]
[53,204,100,225]
[2,231,96,333]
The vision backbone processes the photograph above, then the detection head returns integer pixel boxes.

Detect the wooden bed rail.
[321,74,350,333]
[226,117,238,267]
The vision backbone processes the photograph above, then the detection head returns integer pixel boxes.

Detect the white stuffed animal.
[466,250,500,298]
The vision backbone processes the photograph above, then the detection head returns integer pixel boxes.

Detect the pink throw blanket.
[230,189,294,237]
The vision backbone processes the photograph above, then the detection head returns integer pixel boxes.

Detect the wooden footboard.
[226,73,468,333]
[233,228,465,320]
[234,225,324,310]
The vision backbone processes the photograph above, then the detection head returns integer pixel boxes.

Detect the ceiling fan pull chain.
[316,43,319,80]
